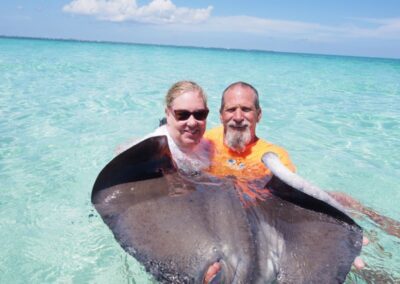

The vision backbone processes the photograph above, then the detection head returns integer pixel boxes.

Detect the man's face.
[220,86,261,152]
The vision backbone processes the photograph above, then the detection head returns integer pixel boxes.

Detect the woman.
[157,81,221,282]
[117,81,220,282]
[117,81,212,173]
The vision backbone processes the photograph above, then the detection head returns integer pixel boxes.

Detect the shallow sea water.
[0,37,399,283]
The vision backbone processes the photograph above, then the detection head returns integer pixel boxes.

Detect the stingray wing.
[259,153,363,283]
[92,136,256,283]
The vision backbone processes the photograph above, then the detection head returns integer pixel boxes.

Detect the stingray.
[92,136,362,283]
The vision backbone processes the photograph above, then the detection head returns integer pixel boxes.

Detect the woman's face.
[166,91,208,150]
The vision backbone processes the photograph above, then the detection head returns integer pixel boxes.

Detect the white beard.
[225,127,252,153]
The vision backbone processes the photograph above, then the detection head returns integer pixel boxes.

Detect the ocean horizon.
[2,35,400,61]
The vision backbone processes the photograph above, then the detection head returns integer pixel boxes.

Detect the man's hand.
[204,262,221,283]
[353,236,369,270]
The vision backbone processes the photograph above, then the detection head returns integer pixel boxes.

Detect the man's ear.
[257,109,262,123]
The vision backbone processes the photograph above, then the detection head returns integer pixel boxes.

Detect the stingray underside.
[92,136,362,283]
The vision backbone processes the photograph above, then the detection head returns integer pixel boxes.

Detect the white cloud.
[202,16,326,36]
[63,0,213,24]
[163,15,400,42]
[345,18,400,39]
[62,1,400,41]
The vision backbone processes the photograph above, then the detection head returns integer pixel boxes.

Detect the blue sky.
[1,0,400,58]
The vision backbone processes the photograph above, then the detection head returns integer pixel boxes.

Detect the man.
[202,82,366,280]
[205,81,294,179]
[204,82,298,205]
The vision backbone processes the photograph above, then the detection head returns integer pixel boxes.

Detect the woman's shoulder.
[115,126,168,156]
[197,137,213,153]
[149,125,168,137]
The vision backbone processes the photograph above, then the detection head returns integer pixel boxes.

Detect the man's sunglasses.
[172,109,209,121]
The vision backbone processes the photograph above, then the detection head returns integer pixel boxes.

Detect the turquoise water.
[0,37,399,283]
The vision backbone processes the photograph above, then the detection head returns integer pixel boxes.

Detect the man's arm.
[329,191,400,239]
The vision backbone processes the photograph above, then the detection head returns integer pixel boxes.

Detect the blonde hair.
[165,81,207,108]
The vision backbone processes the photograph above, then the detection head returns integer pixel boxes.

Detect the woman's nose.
[186,115,197,126]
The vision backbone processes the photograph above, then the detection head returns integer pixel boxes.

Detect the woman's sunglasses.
[172,109,209,121]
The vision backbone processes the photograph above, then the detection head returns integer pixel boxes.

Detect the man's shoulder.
[254,138,290,156]
[254,138,296,172]
[204,125,224,141]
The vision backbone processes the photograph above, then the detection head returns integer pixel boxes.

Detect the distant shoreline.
[1,34,398,61]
